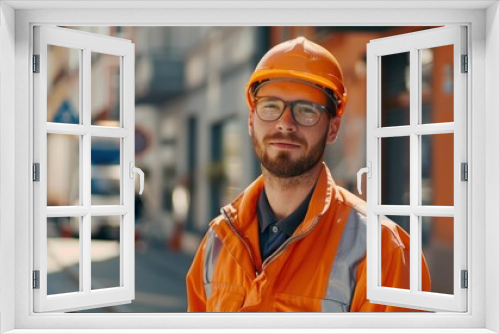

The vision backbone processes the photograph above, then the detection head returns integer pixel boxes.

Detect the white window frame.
[0,2,499,333]
[33,25,136,313]
[366,26,468,312]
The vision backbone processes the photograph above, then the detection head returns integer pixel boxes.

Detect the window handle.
[129,162,144,195]
[357,162,371,195]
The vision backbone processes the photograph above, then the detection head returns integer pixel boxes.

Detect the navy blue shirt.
[257,187,314,261]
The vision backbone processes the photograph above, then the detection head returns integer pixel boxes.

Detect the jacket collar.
[221,162,341,236]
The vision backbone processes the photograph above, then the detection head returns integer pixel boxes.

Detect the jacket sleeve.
[186,233,209,312]
[349,228,432,312]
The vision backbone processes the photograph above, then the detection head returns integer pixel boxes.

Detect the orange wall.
[431,44,454,245]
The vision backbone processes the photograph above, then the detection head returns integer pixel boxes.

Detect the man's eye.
[263,104,280,109]
[260,101,282,110]
[297,105,319,115]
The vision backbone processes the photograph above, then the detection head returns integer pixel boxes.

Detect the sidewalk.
[47,237,195,313]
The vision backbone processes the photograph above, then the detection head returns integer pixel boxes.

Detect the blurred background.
[45,26,455,312]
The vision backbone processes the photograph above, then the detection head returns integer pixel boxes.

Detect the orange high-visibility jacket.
[187,163,431,312]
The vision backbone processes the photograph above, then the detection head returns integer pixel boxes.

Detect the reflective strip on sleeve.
[203,228,222,299]
[322,210,367,312]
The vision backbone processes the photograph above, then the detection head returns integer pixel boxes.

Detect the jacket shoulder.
[336,186,367,217]
[209,214,226,228]
[336,186,407,251]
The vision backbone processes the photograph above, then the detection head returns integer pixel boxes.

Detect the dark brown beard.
[252,130,328,178]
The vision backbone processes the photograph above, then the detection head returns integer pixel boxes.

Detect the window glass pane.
[421,134,454,206]
[47,134,80,206]
[381,52,410,127]
[385,215,410,234]
[47,45,80,124]
[91,52,121,127]
[381,136,410,205]
[421,45,454,124]
[380,215,409,290]
[421,217,454,294]
[47,217,80,295]
[91,216,121,290]
[91,137,121,205]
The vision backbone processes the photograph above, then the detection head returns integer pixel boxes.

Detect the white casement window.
[364,26,468,312]
[33,25,469,315]
[1,2,499,334]
[33,26,138,312]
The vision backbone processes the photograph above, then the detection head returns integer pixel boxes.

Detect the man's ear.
[248,109,255,137]
[327,116,342,144]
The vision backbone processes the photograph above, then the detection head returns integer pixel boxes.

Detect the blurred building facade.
[130,27,270,253]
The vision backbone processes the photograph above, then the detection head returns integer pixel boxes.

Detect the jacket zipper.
[221,208,324,276]
[221,208,260,277]
[261,216,322,270]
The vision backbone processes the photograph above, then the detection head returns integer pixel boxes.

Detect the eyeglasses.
[253,96,332,127]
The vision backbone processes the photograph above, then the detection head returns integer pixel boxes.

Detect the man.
[186,36,431,312]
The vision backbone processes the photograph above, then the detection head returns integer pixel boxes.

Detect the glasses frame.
[253,96,332,127]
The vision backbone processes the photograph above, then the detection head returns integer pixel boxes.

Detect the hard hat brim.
[246,69,347,116]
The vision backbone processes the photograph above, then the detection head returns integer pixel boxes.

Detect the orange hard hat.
[246,36,347,116]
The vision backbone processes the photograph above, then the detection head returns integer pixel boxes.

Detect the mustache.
[263,133,306,146]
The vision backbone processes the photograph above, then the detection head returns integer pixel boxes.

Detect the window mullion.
[90,126,129,138]
[373,205,411,215]
[46,123,88,135]
[373,123,454,138]
[409,47,419,294]
[372,205,454,216]
[90,206,129,216]
[416,47,424,293]
[78,48,84,292]
[82,47,92,294]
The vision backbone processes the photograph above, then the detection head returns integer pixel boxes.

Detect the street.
[47,236,194,313]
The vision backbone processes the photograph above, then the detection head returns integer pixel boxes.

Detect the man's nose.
[275,106,297,132]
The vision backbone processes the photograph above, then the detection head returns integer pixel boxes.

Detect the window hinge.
[461,54,468,73]
[33,163,40,182]
[33,270,40,289]
[33,54,40,73]
[461,163,468,181]
[461,270,468,289]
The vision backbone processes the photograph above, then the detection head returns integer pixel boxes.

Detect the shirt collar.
[257,186,315,237]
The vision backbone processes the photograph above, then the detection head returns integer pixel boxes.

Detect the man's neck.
[262,162,322,220]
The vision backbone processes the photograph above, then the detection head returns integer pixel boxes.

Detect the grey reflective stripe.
[322,210,367,312]
[203,228,222,300]
[321,299,348,312]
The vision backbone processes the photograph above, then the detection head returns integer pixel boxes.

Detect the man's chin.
[262,159,305,178]
[265,155,295,167]
[267,149,298,160]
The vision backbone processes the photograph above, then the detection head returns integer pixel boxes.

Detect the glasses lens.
[293,102,322,126]
[256,98,284,121]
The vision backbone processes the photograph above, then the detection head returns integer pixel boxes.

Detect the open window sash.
[33,26,136,312]
[366,26,467,312]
